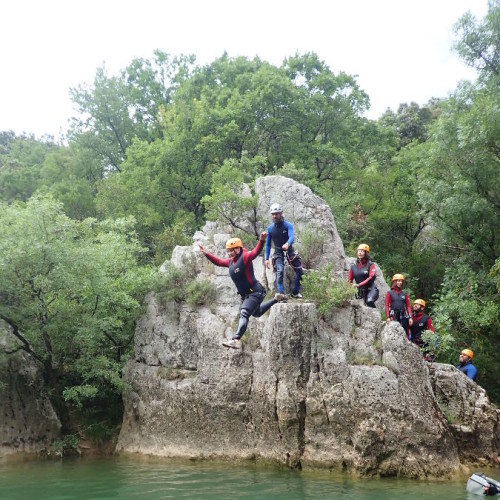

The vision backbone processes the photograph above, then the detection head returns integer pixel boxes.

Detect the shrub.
[154,264,191,303]
[302,264,356,317]
[297,226,327,269]
[155,255,216,308]
[186,279,216,307]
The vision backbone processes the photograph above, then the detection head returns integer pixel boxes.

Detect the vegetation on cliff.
[0,2,499,445]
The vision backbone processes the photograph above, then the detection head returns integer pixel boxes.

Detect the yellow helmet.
[226,237,243,249]
[461,349,474,359]
[357,243,370,253]
[414,299,426,308]
[392,274,405,283]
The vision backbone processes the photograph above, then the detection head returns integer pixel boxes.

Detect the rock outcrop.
[117,175,500,476]
[0,322,61,457]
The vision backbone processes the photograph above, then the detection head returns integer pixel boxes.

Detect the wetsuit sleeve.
[348,268,354,282]
[464,364,478,381]
[284,221,295,246]
[265,227,272,259]
[203,251,231,267]
[427,318,435,332]
[357,264,377,288]
[385,292,391,318]
[244,238,264,263]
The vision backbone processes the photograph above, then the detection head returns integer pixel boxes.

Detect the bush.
[297,226,327,269]
[186,279,216,307]
[154,264,191,303]
[155,257,216,308]
[302,264,356,317]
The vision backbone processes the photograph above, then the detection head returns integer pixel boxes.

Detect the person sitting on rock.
[199,232,287,349]
[347,243,378,308]
[264,203,304,299]
[457,348,478,381]
[385,274,413,336]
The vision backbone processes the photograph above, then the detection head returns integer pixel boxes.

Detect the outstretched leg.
[233,290,267,339]
[252,298,277,317]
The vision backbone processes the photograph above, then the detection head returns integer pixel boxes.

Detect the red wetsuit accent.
[411,311,434,332]
[203,239,264,295]
[385,287,411,319]
[348,258,376,288]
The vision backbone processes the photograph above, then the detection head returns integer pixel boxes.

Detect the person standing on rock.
[385,274,413,336]
[347,243,378,308]
[409,299,434,346]
[264,203,304,299]
[199,232,287,349]
[409,299,436,361]
[457,349,478,381]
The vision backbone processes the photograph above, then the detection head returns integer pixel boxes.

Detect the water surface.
[0,456,490,499]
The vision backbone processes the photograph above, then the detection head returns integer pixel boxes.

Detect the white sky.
[1,0,489,140]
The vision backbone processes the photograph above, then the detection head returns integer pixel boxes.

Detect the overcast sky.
[1,0,489,140]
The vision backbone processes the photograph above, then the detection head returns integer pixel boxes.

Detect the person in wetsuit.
[409,298,434,342]
[265,203,304,299]
[385,273,413,336]
[457,348,478,381]
[347,243,379,308]
[199,232,286,349]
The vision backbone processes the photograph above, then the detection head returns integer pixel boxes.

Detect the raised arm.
[198,243,231,267]
[244,232,267,263]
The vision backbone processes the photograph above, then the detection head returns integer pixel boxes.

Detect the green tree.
[69,52,196,173]
[0,196,154,428]
[453,0,500,80]
[201,158,260,237]
[379,101,436,149]
[420,83,500,266]
[0,132,59,202]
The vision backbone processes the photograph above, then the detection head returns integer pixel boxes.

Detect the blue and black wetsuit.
[457,361,478,381]
[265,219,303,295]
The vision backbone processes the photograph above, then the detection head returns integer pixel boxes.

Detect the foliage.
[0,132,60,203]
[68,52,196,173]
[201,158,259,236]
[296,226,327,269]
[152,212,197,266]
[48,434,80,457]
[302,264,357,317]
[186,279,216,307]
[453,0,500,81]
[419,83,500,267]
[0,196,154,419]
[429,260,500,402]
[154,257,216,308]
[379,101,435,148]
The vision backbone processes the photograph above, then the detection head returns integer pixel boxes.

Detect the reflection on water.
[0,456,490,499]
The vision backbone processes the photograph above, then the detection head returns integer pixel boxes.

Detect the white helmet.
[270,203,283,214]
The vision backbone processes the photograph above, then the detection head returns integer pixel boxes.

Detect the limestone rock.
[428,363,500,466]
[0,322,61,457]
[117,175,499,476]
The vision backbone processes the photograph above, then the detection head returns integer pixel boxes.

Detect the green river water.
[0,456,493,499]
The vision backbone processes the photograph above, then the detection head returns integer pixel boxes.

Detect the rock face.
[0,323,61,457]
[117,176,500,476]
[428,363,500,466]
